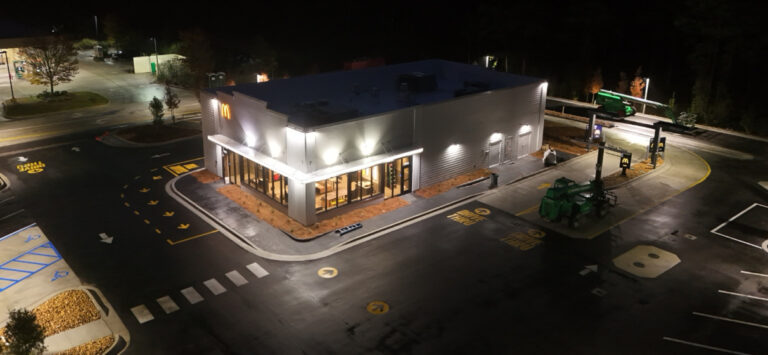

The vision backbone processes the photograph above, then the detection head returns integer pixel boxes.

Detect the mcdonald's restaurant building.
[201,60,547,225]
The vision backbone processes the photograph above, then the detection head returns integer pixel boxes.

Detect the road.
[0,51,199,147]
[1,121,767,353]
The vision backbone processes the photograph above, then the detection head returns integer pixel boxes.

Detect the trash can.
[489,173,499,189]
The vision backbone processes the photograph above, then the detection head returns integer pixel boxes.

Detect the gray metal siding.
[416,82,543,187]
[200,92,219,174]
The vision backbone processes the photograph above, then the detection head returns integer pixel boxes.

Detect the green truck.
[595,89,696,128]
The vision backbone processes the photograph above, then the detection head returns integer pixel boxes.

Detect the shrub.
[73,38,98,51]
[36,90,69,101]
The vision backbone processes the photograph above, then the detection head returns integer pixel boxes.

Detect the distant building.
[200,59,547,225]
[132,54,185,74]
[0,20,51,85]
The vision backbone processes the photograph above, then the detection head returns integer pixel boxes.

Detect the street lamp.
[0,51,15,101]
[150,37,160,76]
[642,77,650,114]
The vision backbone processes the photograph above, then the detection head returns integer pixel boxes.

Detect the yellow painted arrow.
[147,200,159,206]
[177,223,190,230]
[120,193,124,198]
[123,184,128,189]
[163,211,175,217]
[155,228,162,234]
[124,202,130,207]
[139,187,150,193]
[150,168,158,172]
[143,219,150,224]
[133,210,140,215]
[152,175,162,180]
[536,183,551,190]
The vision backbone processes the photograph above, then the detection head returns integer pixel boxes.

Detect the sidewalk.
[172,156,548,258]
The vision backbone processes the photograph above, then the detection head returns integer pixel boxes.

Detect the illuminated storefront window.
[222,149,288,206]
[314,156,410,213]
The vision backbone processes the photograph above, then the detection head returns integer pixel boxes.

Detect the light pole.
[642,77,650,114]
[0,51,15,101]
[150,37,160,76]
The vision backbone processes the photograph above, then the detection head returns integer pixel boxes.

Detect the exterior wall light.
[245,133,256,148]
[519,125,532,134]
[269,142,282,158]
[447,144,461,154]
[360,141,375,156]
[489,133,503,143]
[322,149,339,165]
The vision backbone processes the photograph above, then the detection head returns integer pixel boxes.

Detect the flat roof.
[210,59,543,129]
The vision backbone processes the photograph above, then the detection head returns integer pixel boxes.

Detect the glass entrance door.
[385,156,412,198]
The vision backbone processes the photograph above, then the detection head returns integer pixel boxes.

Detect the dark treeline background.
[6,0,766,134]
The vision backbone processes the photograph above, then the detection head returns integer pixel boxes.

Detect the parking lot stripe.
[693,312,768,330]
[740,270,768,278]
[718,290,768,302]
[225,270,248,287]
[180,287,204,304]
[156,296,180,314]
[662,337,750,355]
[203,278,227,295]
[246,262,269,278]
[130,305,154,324]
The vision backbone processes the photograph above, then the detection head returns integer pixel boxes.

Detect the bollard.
[489,173,499,189]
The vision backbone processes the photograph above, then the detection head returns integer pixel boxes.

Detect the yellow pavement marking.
[16,161,45,174]
[139,187,150,193]
[0,129,66,143]
[447,209,487,226]
[152,175,162,180]
[317,267,338,279]
[474,207,491,216]
[143,219,150,224]
[166,230,218,245]
[150,168,158,172]
[124,202,130,207]
[134,176,141,180]
[500,229,546,251]
[133,210,140,215]
[177,223,190,230]
[163,211,175,217]
[123,184,128,189]
[155,228,162,234]
[147,200,159,206]
[120,193,124,198]
[515,204,540,216]
[537,183,551,190]
[183,163,199,169]
[366,301,389,315]
[163,157,204,176]
[585,147,711,239]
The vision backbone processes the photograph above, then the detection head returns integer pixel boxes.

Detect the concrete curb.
[99,129,200,149]
[166,170,485,262]
[81,286,130,355]
[0,172,9,190]
[605,150,673,190]
[503,149,598,187]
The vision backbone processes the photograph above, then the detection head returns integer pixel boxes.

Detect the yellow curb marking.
[317,267,338,279]
[537,183,551,190]
[515,204,540,216]
[166,230,218,245]
[366,301,389,315]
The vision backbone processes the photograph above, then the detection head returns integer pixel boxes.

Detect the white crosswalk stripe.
[203,278,227,295]
[246,262,269,278]
[156,296,180,314]
[225,270,248,287]
[180,286,204,304]
[130,304,154,324]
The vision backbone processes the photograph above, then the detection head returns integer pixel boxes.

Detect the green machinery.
[595,89,697,128]
[539,143,617,228]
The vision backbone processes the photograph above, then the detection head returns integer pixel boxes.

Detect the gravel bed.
[58,335,114,355]
[33,290,101,337]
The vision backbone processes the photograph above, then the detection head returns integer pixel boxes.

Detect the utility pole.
[651,122,661,168]
[0,51,15,101]
[642,77,650,114]
[151,37,160,76]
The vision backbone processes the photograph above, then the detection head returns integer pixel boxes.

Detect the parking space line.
[225,270,248,287]
[156,296,180,314]
[709,203,768,249]
[662,337,750,355]
[203,278,227,295]
[180,287,204,304]
[740,270,768,278]
[246,262,269,278]
[718,290,768,302]
[693,312,768,330]
[130,305,154,324]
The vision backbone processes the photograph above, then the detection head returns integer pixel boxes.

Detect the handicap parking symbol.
[51,270,69,282]
[25,234,41,243]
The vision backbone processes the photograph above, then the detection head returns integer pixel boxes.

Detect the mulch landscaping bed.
[603,157,664,188]
[114,124,200,144]
[414,169,492,199]
[218,184,409,239]
[531,120,596,159]
[190,169,221,184]
[59,335,114,355]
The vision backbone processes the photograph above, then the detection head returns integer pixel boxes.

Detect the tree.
[616,72,629,94]
[178,28,214,90]
[163,85,180,124]
[630,66,645,98]
[19,37,79,95]
[149,97,164,126]
[584,67,603,103]
[3,308,46,355]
